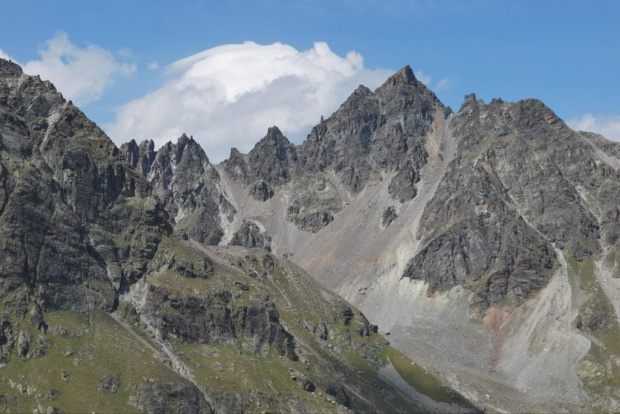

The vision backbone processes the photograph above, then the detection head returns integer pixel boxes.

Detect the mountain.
[0,58,476,413]
[205,67,620,412]
[2,55,620,414]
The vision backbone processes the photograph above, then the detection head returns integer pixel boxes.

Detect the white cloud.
[414,70,431,86]
[107,41,393,162]
[568,114,620,142]
[434,77,456,92]
[21,32,136,105]
[148,61,159,70]
[0,49,15,61]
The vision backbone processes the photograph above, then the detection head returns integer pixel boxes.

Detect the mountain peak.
[0,58,23,78]
[177,132,193,145]
[459,93,479,111]
[266,125,284,138]
[386,65,417,87]
[230,147,243,158]
[262,126,292,148]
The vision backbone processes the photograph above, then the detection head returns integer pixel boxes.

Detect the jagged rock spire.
[387,65,417,86]
[0,58,23,78]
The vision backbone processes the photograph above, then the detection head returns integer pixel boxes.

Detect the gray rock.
[222,147,249,183]
[98,375,120,394]
[248,181,274,201]
[46,389,60,400]
[229,220,271,249]
[122,134,234,245]
[130,380,213,414]
[286,204,334,234]
[289,369,315,392]
[139,282,297,360]
[247,126,297,186]
[46,406,63,414]
[381,206,398,228]
[16,330,32,357]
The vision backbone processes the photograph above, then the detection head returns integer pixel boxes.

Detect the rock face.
[0,58,149,316]
[403,146,557,315]
[130,381,213,414]
[121,134,236,245]
[397,96,613,318]
[213,69,620,412]
[381,206,398,228]
[228,220,271,249]
[0,58,473,414]
[297,66,446,194]
[221,65,450,233]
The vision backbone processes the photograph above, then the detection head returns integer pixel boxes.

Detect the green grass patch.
[569,257,620,402]
[385,347,473,407]
[176,342,334,412]
[0,311,181,414]
[149,269,215,296]
[159,236,205,266]
[569,258,620,355]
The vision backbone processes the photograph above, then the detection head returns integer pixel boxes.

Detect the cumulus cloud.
[107,41,393,162]
[568,114,620,142]
[21,32,136,105]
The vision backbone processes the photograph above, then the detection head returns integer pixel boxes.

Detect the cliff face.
[121,134,236,245]
[0,58,473,414]
[0,59,151,316]
[220,66,450,234]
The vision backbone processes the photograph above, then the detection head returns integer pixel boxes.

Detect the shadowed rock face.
[403,159,557,315]
[0,58,152,315]
[130,381,214,414]
[122,139,156,176]
[248,126,298,186]
[297,66,447,191]
[402,95,619,314]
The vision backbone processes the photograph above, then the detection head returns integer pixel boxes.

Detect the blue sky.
[1,0,618,160]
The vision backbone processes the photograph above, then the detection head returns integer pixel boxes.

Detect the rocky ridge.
[211,74,620,411]
[220,66,450,234]
[3,53,620,413]
[0,58,474,413]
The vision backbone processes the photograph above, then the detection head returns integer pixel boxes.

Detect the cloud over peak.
[21,32,136,105]
[0,49,15,61]
[107,41,393,162]
[568,113,620,142]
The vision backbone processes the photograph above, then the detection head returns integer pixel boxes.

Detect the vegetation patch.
[570,258,620,354]
[385,347,473,407]
[569,258,620,403]
[0,311,180,414]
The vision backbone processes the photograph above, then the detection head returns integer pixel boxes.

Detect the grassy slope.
[0,311,181,413]
[0,241,476,413]
[569,258,620,407]
[385,347,473,406]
